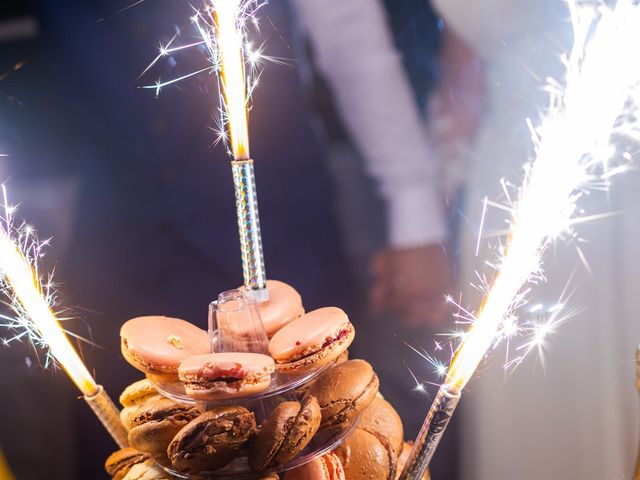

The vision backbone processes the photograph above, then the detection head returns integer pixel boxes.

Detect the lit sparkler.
[401,2,640,478]
[199,0,268,301]
[142,1,270,300]
[0,185,128,448]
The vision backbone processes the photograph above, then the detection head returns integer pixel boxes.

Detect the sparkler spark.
[0,185,98,396]
[141,0,270,157]
[400,2,640,477]
[445,0,640,391]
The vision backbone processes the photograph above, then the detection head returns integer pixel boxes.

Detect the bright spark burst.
[441,0,640,392]
[0,185,98,395]
[140,0,271,157]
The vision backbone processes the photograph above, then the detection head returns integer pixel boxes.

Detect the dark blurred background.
[0,0,453,478]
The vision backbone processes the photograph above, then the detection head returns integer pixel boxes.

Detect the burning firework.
[0,185,127,447]
[401,1,640,478]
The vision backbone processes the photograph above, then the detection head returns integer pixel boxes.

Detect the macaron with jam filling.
[268,307,355,375]
[254,280,305,337]
[120,316,210,378]
[178,352,275,400]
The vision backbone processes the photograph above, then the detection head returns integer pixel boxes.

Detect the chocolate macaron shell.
[306,360,379,428]
[274,395,322,464]
[249,401,301,472]
[269,307,355,375]
[334,428,396,480]
[168,406,256,473]
[358,397,404,457]
[121,316,210,376]
[127,398,203,462]
[105,448,150,480]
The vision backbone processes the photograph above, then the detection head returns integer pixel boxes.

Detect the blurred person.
[290,1,483,478]
[430,0,640,478]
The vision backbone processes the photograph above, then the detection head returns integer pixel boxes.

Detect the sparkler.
[141,1,269,300]
[401,2,640,478]
[205,0,268,301]
[0,186,128,448]
[195,0,268,301]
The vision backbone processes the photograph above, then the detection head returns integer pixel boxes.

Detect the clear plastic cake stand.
[146,288,359,479]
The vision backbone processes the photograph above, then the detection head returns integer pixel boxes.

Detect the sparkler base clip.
[399,385,461,480]
[231,159,268,302]
[84,385,128,448]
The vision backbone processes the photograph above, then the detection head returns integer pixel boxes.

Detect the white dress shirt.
[291,0,446,248]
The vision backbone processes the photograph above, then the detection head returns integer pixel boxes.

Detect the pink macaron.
[121,316,210,377]
[268,307,355,375]
[242,280,305,337]
[178,352,275,400]
[284,452,345,480]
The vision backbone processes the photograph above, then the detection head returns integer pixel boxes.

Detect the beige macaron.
[121,459,171,480]
[119,379,162,430]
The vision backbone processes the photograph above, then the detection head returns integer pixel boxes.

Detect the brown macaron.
[395,442,430,480]
[305,359,379,428]
[127,397,203,464]
[358,397,404,457]
[105,448,151,480]
[119,379,162,430]
[167,406,256,473]
[334,428,397,480]
[249,396,322,471]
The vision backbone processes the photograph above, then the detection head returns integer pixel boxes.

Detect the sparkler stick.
[207,0,268,301]
[0,188,128,448]
[401,2,640,478]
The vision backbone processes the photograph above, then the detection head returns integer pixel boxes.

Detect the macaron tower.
[108,280,423,479]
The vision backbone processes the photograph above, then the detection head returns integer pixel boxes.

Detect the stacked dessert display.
[104,280,427,480]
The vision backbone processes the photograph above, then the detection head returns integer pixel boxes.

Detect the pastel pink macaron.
[179,352,275,400]
[121,316,210,377]
[284,452,345,480]
[268,307,355,375]
[242,280,304,337]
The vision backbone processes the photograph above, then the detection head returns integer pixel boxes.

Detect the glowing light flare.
[210,0,250,159]
[445,1,640,391]
[0,188,97,396]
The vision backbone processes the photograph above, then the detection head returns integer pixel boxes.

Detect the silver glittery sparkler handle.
[231,159,268,302]
[399,385,461,480]
[84,385,129,448]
